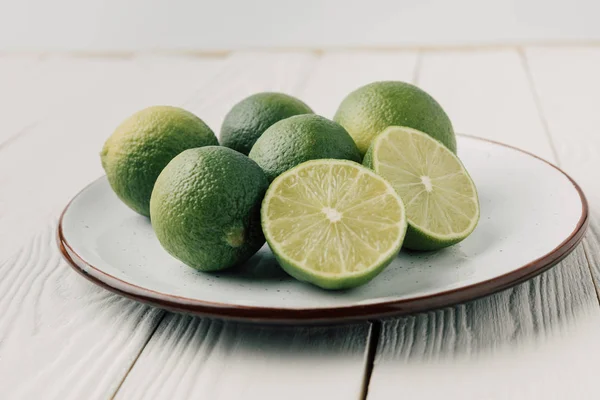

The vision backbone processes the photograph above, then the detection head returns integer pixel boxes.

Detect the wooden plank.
[185,51,317,131]
[0,55,224,261]
[0,55,145,144]
[0,55,48,144]
[415,49,555,160]
[116,314,370,400]
[300,51,419,118]
[368,49,600,400]
[117,51,419,399]
[0,223,163,399]
[524,46,600,300]
[0,56,226,399]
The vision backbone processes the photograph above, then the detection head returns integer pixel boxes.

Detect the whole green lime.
[248,114,361,181]
[101,106,218,216]
[333,81,456,156]
[150,146,268,272]
[220,92,313,155]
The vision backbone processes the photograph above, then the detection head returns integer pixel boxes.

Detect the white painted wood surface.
[0,55,226,400]
[416,49,555,160]
[116,314,370,400]
[0,224,164,399]
[300,51,419,118]
[0,48,599,400]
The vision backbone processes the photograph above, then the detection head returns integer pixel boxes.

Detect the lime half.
[261,159,407,290]
[364,126,479,251]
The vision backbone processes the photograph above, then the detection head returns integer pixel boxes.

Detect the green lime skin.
[401,225,466,251]
[101,106,218,217]
[274,252,400,290]
[150,146,268,272]
[333,81,456,156]
[220,92,313,155]
[248,114,361,181]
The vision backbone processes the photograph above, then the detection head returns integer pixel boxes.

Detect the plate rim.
[57,135,589,324]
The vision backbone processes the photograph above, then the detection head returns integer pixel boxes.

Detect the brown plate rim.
[57,135,589,324]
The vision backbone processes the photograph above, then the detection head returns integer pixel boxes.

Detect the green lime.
[150,146,268,272]
[101,106,218,216]
[220,92,313,155]
[249,114,361,181]
[364,126,479,251]
[333,81,456,156]
[261,159,407,289]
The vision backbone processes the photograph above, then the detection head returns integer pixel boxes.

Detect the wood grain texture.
[0,223,164,400]
[368,49,600,400]
[378,249,595,362]
[0,56,226,399]
[116,314,370,400]
[370,248,600,400]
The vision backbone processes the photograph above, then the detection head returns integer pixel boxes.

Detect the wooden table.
[1,47,599,400]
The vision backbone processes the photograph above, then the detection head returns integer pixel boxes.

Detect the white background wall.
[0,0,599,51]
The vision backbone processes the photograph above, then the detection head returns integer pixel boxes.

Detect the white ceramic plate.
[58,136,588,323]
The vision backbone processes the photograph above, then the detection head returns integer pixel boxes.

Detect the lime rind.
[365,126,479,251]
[261,159,407,290]
[333,81,457,156]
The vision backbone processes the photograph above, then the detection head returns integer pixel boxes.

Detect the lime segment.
[261,159,407,289]
[364,126,479,250]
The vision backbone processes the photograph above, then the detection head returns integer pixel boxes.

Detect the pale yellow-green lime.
[101,106,218,216]
[334,81,456,156]
[249,114,361,182]
[261,159,407,289]
[150,146,268,272]
[220,92,313,155]
[363,126,479,250]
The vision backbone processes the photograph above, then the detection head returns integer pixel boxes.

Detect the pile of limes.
[101,82,479,289]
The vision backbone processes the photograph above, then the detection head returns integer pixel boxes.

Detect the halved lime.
[261,159,407,290]
[364,126,479,251]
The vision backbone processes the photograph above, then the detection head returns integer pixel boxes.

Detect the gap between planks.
[516,48,562,165]
[360,320,382,400]
[110,313,167,400]
[581,247,600,308]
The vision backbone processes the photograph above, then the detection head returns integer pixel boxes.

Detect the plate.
[58,136,588,324]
